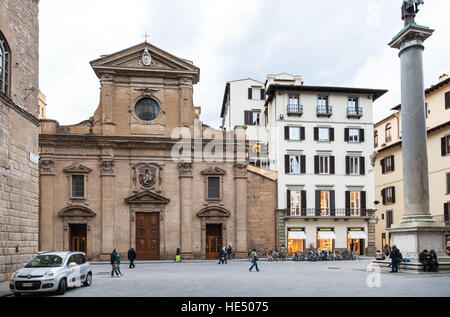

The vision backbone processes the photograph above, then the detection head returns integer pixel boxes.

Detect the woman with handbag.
[249,249,260,272]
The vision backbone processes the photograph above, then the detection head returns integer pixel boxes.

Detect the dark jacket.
[128,248,136,261]
[419,251,428,262]
[110,252,116,265]
[389,248,402,260]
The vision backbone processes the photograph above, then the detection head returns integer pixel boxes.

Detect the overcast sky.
[39,0,450,128]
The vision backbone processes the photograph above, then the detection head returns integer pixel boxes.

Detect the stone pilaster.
[100,159,115,254]
[234,163,248,257]
[39,159,55,252]
[179,162,193,259]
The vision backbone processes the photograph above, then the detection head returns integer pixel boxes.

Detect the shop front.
[347,228,367,255]
[317,228,335,251]
[287,228,306,255]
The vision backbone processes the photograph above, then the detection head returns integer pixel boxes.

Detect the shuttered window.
[386,210,393,228]
[207,177,220,199]
[445,91,450,109]
[442,135,450,156]
[72,175,85,198]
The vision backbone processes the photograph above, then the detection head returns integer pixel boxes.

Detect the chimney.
[438,74,449,82]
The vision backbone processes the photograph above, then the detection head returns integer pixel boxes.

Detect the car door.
[66,254,81,287]
[77,254,87,281]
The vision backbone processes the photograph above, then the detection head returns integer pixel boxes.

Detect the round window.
[135,98,161,121]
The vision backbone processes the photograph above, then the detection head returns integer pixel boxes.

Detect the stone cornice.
[0,93,40,127]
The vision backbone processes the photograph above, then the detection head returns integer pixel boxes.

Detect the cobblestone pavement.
[9,259,450,297]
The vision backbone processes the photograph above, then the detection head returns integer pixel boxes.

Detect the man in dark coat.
[128,247,137,269]
[429,250,439,272]
[389,245,402,273]
[419,249,431,272]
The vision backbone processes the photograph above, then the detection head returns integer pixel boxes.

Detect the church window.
[71,175,85,198]
[0,32,10,96]
[207,177,220,200]
[135,98,161,121]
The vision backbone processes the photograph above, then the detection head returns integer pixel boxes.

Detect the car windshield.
[25,255,64,268]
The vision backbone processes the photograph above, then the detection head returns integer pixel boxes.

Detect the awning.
[288,231,306,240]
[317,231,336,239]
[348,231,367,239]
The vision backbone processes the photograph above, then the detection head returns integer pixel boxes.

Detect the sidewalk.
[0,281,12,297]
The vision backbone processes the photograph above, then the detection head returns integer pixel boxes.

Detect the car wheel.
[56,278,67,295]
[83,273,92,287]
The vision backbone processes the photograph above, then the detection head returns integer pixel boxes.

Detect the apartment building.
[374,74,450,252]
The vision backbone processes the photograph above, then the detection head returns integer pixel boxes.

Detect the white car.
[9,251,92,296]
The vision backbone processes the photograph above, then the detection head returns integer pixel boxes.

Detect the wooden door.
[206,235,222,260]
[136,213,160,260]
[70,224,87,254]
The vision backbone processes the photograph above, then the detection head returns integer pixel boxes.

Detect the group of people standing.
[218,245,233,264]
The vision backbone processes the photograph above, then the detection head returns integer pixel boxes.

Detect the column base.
[387,222,447,259]
[180,251,193,260]
[234,252,250,259]
[372,258,450,273]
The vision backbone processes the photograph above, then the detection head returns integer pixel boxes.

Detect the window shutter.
[248,88,252,100]
[344,128,349,142]
[392,187,396,204]
[300,127,305,141]
[447,173,450,194]
[345,156,350,175]
[381,158,386,174]
[442,137,447,156]
[360,157,365,175]
[445,91,450,109]
[330,128,334,142]
[391,156,395,171]
[314,127,318,141]
[330,190,335,216]
[361,191,367,216]
[444,203,449,222]
[260,89,265,100]
[301,190,307,216]
[314,156,319,174]
[300,155,306,174]
[244,111,250,125]
[381,189,386,205]
[315,190,321,216]
[359,129,365,142]
[345,191,350,216]
[285,155,290,174]
[330,156,335,175]
[287,190,291,214]
[284,126,290,140]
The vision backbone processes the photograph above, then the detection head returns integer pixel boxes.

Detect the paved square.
[50,259,450,297]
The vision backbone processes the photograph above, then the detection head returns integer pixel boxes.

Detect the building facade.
[0,0,40,282]
[39,42,276,261]
[264,74,386,256]
[374,74,450,252]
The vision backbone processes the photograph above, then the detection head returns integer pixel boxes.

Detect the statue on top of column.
[402,0,424,26]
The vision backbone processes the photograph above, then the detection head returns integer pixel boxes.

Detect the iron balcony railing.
[287,103,303,115]
[317,105,332,116]
[286,207,372,218]
[347,107,363,118]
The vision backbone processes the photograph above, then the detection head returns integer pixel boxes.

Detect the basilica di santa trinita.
[38,42,277,261]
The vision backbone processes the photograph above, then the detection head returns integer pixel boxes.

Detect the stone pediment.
[90,42,199,83]
[58,205,96,218]
[197,206,231,218]
[124,190,170,205]
[201,167,227,176]
[63,163,92,174]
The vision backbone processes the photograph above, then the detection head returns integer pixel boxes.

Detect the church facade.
[39,42,276,261]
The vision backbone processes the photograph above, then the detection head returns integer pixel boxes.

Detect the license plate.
[22,283,33,287]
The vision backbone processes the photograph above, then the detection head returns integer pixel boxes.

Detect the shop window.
[287,229,305,255]
[317,229,335,251]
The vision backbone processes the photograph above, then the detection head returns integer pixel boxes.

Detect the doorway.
[205,224,222,260]
[69,224,87,254]
[136,212,160,260]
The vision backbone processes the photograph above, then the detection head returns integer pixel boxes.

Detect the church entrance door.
[136,213,160,260]
[70,224,87,254]
[205,224,222,260]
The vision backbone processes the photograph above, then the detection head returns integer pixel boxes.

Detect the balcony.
[286,208,372,219]
[287,104,303,116]
[316,105,332,117]
[347,107,363,118]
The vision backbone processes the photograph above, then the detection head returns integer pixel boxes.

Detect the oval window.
[135,98,161,121]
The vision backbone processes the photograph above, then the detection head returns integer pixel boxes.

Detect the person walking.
[389,245,402,273]
[227,245,233,260]
[218,247,227,264]
[128,247,136,269]
[249,249,260,272]
[110,249,121,277]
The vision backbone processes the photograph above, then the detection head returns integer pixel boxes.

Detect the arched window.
[385,124,392,143]
[374,130,378,148]
[0,32,10,96]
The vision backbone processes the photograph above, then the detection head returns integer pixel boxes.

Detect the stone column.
[100,160,115,255]
[39,159,55,252]
[387,24,448,261]
[179,162,193,259]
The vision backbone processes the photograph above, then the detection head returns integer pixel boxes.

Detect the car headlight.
[43,272,54,278]
[10,271,18,281]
